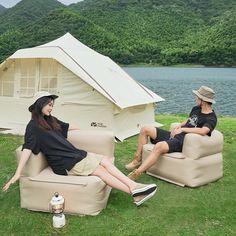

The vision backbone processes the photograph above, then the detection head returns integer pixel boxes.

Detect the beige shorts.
[67,152,104,176]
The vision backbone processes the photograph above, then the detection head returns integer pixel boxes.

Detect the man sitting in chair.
[125,86,217,181]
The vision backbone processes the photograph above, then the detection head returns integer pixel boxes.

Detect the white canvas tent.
[0,33,164,140]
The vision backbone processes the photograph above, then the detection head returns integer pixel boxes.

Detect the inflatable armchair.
[142,123,224,187]
[16,130,114,215]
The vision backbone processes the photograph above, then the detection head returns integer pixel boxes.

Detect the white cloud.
[59,0,83,5]
[0,0,83,8]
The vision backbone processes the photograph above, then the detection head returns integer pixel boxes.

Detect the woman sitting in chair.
[3,91,157,206]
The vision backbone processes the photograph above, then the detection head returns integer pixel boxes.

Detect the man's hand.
[170,127,183,138]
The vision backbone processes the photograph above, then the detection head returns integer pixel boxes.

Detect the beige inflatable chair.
[16,130,114,215]
[142,123,224,187]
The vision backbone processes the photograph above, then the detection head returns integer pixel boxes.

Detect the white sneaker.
[131,183,157,197]
[134,189,157,206]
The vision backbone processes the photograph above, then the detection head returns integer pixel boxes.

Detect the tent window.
[39,59,57,94]
[0,65,14,97]
[19,59,36,97]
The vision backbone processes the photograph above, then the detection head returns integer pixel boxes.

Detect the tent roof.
[7,33,164,108]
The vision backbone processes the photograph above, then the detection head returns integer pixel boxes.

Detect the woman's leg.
[92,158,157,194]
[99,157,157,197]
[91,165,157,206]
[100,157,137,191]
[91,165,131,193]
[91,160,157,205]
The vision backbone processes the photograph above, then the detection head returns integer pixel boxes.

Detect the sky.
[0,0,83,8]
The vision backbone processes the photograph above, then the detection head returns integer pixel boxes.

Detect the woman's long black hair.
[31,96,61,131]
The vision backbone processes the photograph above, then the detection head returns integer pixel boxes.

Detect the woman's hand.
[2,149,32,192]
[2,173,20,192]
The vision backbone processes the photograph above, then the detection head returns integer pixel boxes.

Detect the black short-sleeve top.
[173,106,217,145]
[22,118,87,175]
[183,106,217,135]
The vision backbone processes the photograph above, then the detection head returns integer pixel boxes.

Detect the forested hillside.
[0,4,6,13]
[0,0,235,66]
[0,0,64,34]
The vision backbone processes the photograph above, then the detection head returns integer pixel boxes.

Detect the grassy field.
[0,114,236,236]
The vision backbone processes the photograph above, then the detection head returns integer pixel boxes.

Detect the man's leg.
[125,125,157,170]
[135,125,157,159]
[128,141,169,180]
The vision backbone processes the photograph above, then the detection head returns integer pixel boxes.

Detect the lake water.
[124,67,236,116]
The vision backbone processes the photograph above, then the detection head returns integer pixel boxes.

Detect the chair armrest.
[182,130,224,159]
[16,146,48,177]
[67,130,115,157]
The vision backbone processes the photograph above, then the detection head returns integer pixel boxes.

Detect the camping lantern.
[50,192,65,228]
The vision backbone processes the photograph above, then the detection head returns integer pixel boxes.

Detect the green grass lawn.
[0,115,236,236]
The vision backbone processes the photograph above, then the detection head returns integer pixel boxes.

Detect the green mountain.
[69,0,236,65]
[19,9,121,50]
[0,0,64,34]
[0,4,6,13]
[0,8,122,62]
[165,9,236,66]
[0,0,235,66]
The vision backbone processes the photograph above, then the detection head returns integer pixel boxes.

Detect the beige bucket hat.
[29,91,58,112]
[192,86,215,104]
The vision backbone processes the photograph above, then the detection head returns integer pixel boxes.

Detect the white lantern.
[50,192,66,228]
